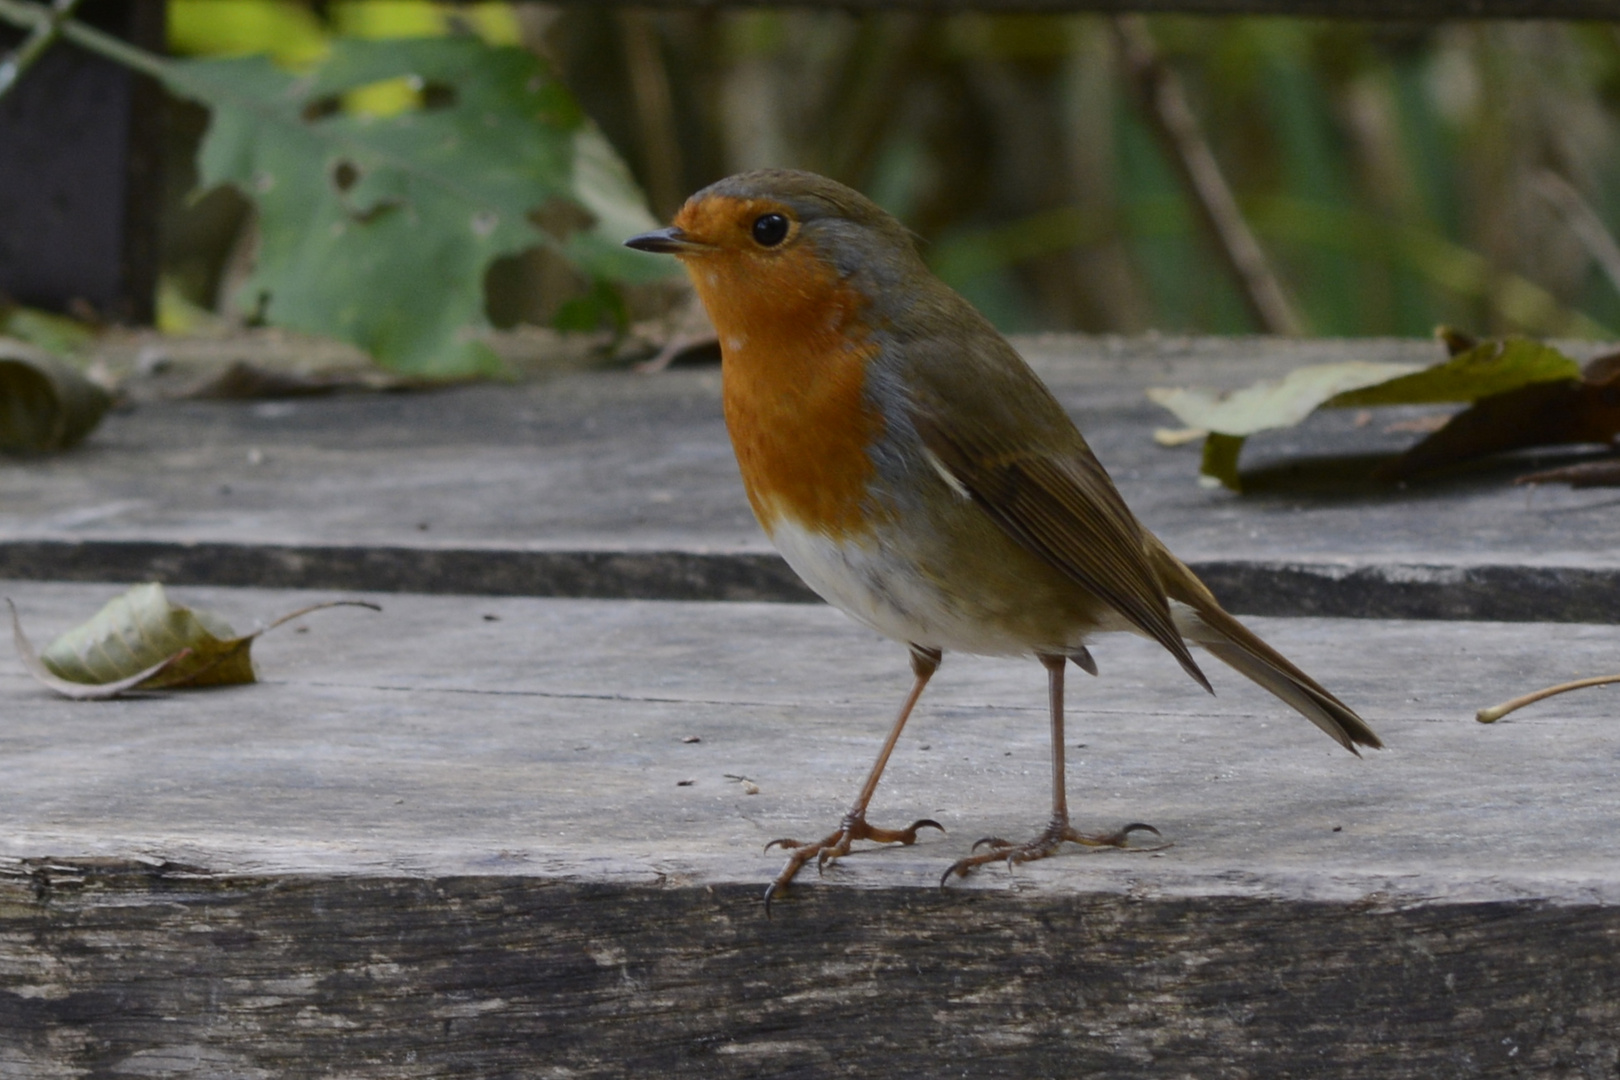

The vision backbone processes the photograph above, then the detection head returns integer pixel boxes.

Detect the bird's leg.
[942,653,1164,885]
[764,645,945,911]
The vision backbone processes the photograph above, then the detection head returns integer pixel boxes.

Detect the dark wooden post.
[0,0,164,324]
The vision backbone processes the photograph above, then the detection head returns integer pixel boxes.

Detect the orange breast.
[686,243,886,540]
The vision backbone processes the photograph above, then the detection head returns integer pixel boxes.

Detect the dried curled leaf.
[1148,336,1583,489]
[0,337,112,453]
[8,584,379,699]
[1379,347,1620,481]
[176,358,420,399]
[9,600,178,701]
[1330,337,1579,409]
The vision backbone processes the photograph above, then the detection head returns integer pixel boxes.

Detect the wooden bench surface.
[3,581,1616,899]
[4,334,1619,1076]
[4,335,1617,619]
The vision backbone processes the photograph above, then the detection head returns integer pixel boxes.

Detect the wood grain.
[3,862,1617,1078]
[5,336,1620,621]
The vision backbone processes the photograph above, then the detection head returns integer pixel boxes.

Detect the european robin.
[625,169,1380,908]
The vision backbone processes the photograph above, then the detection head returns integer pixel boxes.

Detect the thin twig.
[1532,170,1620,303]
[1111,15,1304,336]
[822,13,929,189]
[0,0,83,100]
[0,0,546,233]
[634,289,714,373]
[0,0,167,82]
[1477,673,1620,724]
[618,10,683,221]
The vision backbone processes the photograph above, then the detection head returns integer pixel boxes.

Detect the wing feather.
[911,409,1211,692]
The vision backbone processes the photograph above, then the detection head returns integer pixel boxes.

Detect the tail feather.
[1178,608,1382,753]
[1149,541,1382,754]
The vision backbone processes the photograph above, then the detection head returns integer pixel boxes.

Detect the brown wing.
[910,408,1211,693]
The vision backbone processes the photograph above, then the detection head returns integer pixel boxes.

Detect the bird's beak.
[623,226,705,255]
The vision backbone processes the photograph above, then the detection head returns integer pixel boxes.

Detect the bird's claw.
[762,814,944,915]
[940,820,1168,887]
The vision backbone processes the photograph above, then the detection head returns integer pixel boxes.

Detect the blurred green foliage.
[159,4,1620,343]
[552,8,1620,338]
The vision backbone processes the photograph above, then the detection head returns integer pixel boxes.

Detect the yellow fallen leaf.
[8,584,379,700]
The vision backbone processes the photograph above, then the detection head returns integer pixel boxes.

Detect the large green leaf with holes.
[160,38,673,377]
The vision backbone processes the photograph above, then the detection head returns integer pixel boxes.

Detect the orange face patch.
[671,195,885,540]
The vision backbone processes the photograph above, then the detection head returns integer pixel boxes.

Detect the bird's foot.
[763,813,943,913]
[939,818,1166,885]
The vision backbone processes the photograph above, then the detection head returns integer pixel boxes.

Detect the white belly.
[767,517,1120,657]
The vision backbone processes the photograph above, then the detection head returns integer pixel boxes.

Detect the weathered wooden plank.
[2,867,1616,1079]
[0,540,819,603]
[8,541,1620,625]
[7,541,1620,622]
[2,581,1617,898]
[4,335,1617,620]
[2,581,1619,1074]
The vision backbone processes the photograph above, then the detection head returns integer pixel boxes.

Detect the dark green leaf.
[1328,337,1579,409]
[1149,336,1586,489]
[0,338,111,453]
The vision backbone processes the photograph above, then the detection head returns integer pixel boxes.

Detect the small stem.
[0,0,172,82]
[258,599,382,636]
[1477,673,1620,724]
[617,10,683,220]
[0,0,84,100]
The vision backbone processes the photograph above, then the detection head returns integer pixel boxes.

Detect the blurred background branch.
[0,0,84,99]
[546,6,1618,339]
[1534,168,1620,303]
[1111,13,1303,333]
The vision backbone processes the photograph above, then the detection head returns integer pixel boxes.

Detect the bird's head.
[624,169,926,339]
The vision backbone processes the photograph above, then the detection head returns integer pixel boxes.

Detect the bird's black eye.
[751,213,790,247]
